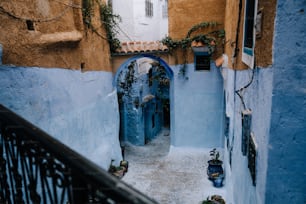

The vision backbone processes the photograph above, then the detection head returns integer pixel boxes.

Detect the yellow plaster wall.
[223,0,276,69]
[168,0,226,39]
[167,0,226,65]
[0,0,111,71]
[255,0,276,67]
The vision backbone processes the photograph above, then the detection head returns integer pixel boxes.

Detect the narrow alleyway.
[122,129,227,204]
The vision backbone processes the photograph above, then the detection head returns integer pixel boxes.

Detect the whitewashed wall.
[112,0,168,41]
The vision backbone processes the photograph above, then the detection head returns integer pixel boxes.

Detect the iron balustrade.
[0,104,158,204]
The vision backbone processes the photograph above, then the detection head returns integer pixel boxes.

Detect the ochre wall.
[168,0,226,65]
[255,0,276,67]
[224,0,276,69]
[168,0,226,39]
[0,0,111,71]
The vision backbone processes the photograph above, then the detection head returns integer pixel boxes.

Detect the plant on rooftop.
[161,21,225,79]
[161,21,225,52]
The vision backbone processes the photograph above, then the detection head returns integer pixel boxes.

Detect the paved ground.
[122,129,227,204]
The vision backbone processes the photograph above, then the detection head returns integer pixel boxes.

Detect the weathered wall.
[168,0,225,40]
[265,0,306,203]
[0,63,122,169]
[223,0,276,69]
[223,67,273,204]
[167,0,226,65]
[223,1,306,203]
[0,0,111,71]
[255,0,276,67]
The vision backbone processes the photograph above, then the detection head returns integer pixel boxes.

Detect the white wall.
[112,0,168,41]
[112,0,135,41]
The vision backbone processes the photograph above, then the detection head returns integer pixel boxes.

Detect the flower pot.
[207,160,223,180]
[192,46,209,52]
[212,174,224,188]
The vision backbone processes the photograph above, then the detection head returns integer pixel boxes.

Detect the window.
[242,0,258,68]
[195,54,210,71]
[145,0,153,17]
[148,69,153,86]
[241,109,252,156]
[248,133,257,186]
[26,20,35,31]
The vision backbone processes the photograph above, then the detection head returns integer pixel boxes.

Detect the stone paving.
[122,129,227,204]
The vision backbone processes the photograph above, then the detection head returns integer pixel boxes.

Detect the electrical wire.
[115,25,134,41]
[234,58,256,110]
[53,0,82,9]
[0,2,72,22]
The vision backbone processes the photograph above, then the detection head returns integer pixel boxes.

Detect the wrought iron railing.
[0,104,158,204]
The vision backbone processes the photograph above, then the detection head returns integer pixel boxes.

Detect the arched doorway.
[113,54,173,147]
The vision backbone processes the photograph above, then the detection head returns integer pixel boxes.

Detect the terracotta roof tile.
[115,41,168,55]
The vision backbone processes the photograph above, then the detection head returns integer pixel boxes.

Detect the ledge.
[36,30,83,45]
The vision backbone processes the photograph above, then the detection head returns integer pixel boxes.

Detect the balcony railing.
[0,104,158,204]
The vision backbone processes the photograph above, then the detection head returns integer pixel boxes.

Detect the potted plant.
[207,148,224,180]
[211,173,224,188]
[201,195,226,204]
[191,35,216,55]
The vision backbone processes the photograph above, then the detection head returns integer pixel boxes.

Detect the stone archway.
[113,54,173,147]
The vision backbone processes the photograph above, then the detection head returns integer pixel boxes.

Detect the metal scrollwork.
[1,126,72,204]
[0,104,158,204]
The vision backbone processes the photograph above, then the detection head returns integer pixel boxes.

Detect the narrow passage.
[122,129,227,204]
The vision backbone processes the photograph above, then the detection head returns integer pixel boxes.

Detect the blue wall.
[0,64,122,169]
[224,1,306,203]
[222,67,273,204]
[116,58,169,145]
[114,55,225,149]
[265,0,306,203]
[171,63,224,148]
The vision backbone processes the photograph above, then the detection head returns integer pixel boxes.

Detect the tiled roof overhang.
[112,41,169,56]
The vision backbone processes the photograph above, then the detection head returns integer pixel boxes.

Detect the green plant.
[82,0,121,52]
[82,0,94,29]
[161,21,225,80]
[209,148,220,162]
[202,195,225,204]
[116,60,136,103]
[99,2,121,52]
[161,21,225,52]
